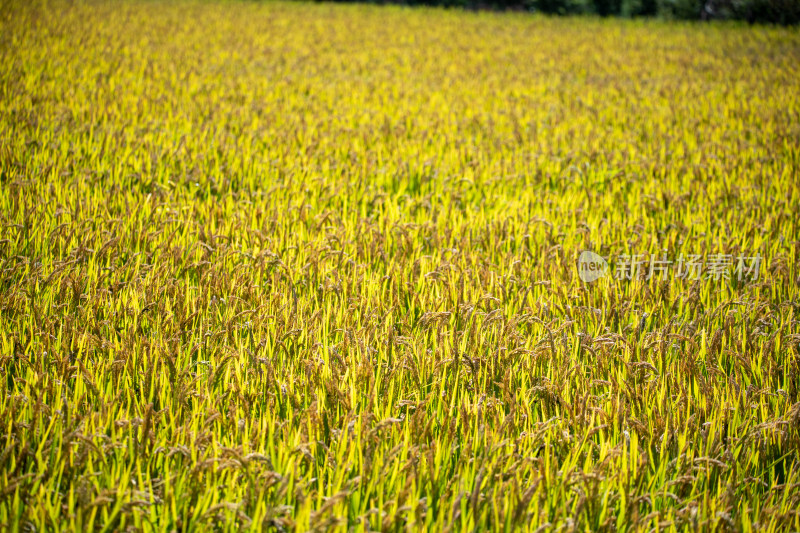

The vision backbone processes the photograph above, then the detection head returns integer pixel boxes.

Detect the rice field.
[1,0,799,530]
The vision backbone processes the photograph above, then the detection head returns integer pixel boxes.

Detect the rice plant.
[0,0,799,531]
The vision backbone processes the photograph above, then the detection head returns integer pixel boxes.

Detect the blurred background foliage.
[317,0,799,24]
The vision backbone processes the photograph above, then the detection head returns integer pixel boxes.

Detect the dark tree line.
[318,0,800,24]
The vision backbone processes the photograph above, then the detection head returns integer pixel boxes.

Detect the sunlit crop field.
[1,0,800,530]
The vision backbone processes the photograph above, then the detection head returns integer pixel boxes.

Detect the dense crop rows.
[1,0,800,530]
